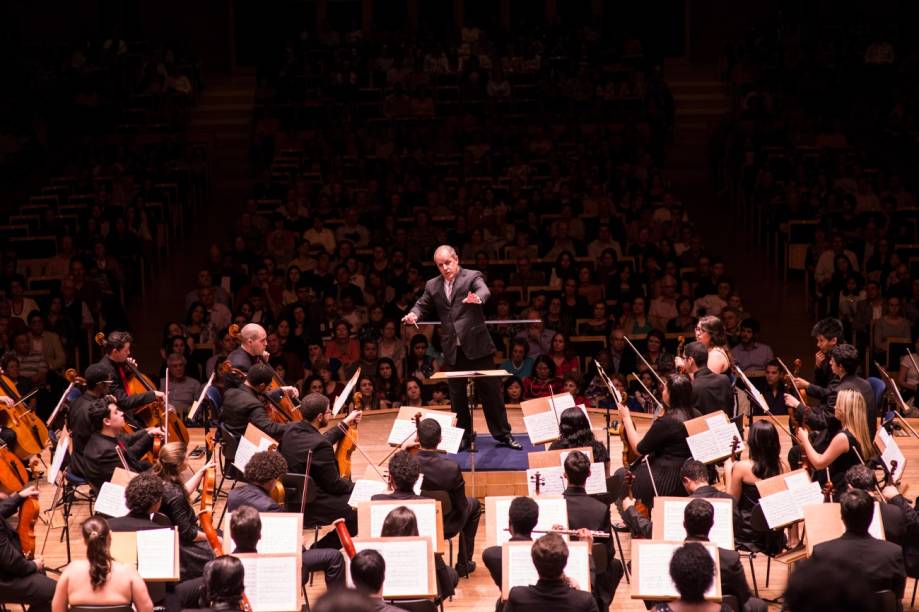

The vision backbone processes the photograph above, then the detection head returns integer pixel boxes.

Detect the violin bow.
[338,421,387,481]
[624,335,666,389]
[300,449,314,515]
[875,361,919,440]
[631,371,666,415]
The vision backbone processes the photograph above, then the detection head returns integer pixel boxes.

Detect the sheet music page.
[784,471,812,490]
[47,433,70,484]
[637,542,719,599]
[353,539,430,597]
[660,499,734,550]
[370,502,438,543]
[240,556,299,611]
[135,528,175,579]
[420,411,456,429]
[437,425,464,454]
[584,462,608,495]
[685,430,720,463]
[94,481,129,518]
[877,427,906,479]
[492,498,514,545]
[563,542,592,592]
[788,481,824,510]
[233,435,260,472]
[869,502,884,539]
[705,414,727,428]
[710,422,745,455]
[257,515,302,554]
[526,466,566,496]
[534,498,569,539]
[759,490,801,528]
[386,419,416,446]
[523,410,560,445]
[333,368,361,416]
[504,541,591,594]
[349,479,389,508]
[549,393,577,418]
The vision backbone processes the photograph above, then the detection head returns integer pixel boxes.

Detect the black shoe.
[455,560,476,576]
[498,436,522,450]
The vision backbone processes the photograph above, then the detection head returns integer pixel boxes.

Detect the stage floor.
[27,407,919,611]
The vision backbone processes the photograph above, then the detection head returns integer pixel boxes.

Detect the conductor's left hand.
[462,292,481,304]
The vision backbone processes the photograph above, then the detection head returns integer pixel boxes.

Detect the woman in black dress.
[618,374,699,508]
[548,407,611,472]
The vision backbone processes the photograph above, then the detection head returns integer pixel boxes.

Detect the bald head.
[240,323,268,357]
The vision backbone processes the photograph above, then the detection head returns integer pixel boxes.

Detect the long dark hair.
[558,407,596,448]
[380,506,419,537]
[203,555,246,608]
[748,420,782,479]
[664,374,697,422]
[82,516,112,590]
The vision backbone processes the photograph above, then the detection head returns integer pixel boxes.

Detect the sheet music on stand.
[332,367,362,416]
[631,540,722,601]
[486,495,569,546]
[47,431,70,485]
[520,393,582,445]
[652,497,735,550]
[875,427,906,481]
[94,468,137,518]
[755,469,824,529]
[223,512,303,554]
[684,412,745,464]
[350,537,436,598]
[502,540,591,599]
[233,424,279,473]
[235,553,302,611]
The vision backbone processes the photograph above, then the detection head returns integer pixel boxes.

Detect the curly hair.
[243,450,288,484]
[124,472,165,514]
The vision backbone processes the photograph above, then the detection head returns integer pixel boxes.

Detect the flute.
[507,528,610,539]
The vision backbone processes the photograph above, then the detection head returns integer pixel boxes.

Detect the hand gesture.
[462,291,481,304]
[401,312,418,327]
[783,393,799,409]
[153,390,166,400]
[344,410,363,426]
[881,484,900,502]
[281,386,300,399]
[0,396,13,407]
[793,377,809,389]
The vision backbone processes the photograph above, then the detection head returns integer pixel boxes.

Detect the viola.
[530,470,545,495]
[199,457,253,612]
[0,371,46,459]
[335,391,361,479]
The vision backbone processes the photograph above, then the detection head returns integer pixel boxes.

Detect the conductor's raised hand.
[462,291,482,304]
[402,312,418,327]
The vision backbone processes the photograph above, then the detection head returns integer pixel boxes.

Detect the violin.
[335,391,361,479]
[0,369,47,459]
[624,470,650,521]
[199,459,253,612]
[227,325,301,422]
[821,480,834,503]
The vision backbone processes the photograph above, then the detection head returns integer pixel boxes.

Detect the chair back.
[219,424,244,480]
[869,377,886,408]
[420,489,453,516]
[383,599,438,612]
[722,594,741,612]
[69,606,135,612]
[875,589,898,612]
[591,542,609,574]
[281,472,319,514]
[749,502,785,555]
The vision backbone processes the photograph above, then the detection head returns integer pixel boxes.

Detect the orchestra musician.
[0,485,55,612]
[810,318,845,389]
[377,505,458,599]
[482,496,538,592]
[105,472,166,531]
[225,450,345,588]
[188,556,248,612]
[503,533,599,612]
[617,374,699,509]
[67,363,112,454]
[70,400,161,490]
[93,331,165,421]
[401,245,519,451]
[221,363,291,441]
[278,392,361,549]
[415,419,481,576]
[844,465,905,547]
[681,342,734,417]
[350,549,410,612]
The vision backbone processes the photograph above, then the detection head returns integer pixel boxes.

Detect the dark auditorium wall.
[136,0,233,73]
[686,0,777,63]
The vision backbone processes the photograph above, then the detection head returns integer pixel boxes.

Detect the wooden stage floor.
[28,407,919,611]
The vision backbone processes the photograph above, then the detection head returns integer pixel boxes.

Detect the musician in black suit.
[224,322,300,393]
[684,342,734,416]
[845,465,905,547]
[0,486,55,612]
[811,489,906,597]
[562,451,623,612]
[350,549,412,612]
[278,392,361,549]
[504,532,599,612]
[371,450,424,502]
[882,481,919,576]
[810,318,844,389]
[415,419,481,574]
[220,363,290,444]
[402,245,518,451]
[70,399,161,490]
[621,459,736,539]
[93,331,164,419]
[483,496,538,590]
[67,363,112,454]
[105,472,165,530]
[683,499,765,612]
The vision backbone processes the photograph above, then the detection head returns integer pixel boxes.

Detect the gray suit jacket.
[410,267,495,365]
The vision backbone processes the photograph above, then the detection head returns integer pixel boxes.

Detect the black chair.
[722,594,740,612]
[875,589,898,612]
[736,502,786,597]
[385,598,438,612]
[420,489,458,570]
[215,425,245,525]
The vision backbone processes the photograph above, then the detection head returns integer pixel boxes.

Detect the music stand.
[430,369,512,494]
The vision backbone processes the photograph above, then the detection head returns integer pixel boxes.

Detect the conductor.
[402,245,520,451]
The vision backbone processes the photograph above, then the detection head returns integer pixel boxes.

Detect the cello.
[218,361,289,424]
[0,369,47,459]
